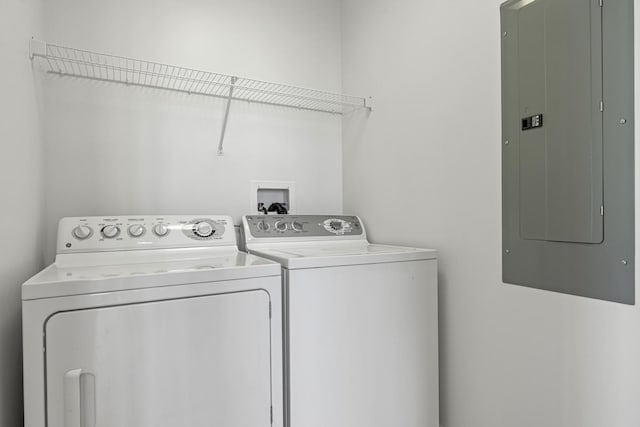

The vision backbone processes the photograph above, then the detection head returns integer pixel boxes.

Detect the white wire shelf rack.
[29,39,370,115]
[29,39,370,154]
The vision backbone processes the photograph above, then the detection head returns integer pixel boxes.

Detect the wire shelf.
[29,39,370,115]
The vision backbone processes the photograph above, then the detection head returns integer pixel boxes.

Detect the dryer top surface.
[24,249,280,301]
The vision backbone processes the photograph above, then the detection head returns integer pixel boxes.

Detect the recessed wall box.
[250,181,296,215]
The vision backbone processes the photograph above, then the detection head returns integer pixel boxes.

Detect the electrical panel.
[501,0,634,304]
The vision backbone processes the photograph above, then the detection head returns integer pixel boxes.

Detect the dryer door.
[45,289,272,427]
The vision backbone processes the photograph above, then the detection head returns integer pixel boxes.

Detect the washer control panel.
[58,215,233,253]
[244,215,364,239]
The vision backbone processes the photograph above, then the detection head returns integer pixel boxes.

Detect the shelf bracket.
[29,38,47,60]
[217,76,237,156]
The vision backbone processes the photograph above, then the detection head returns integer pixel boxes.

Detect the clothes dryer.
[23,215,283,427]
[242,215,438,427]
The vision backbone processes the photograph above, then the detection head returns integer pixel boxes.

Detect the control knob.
[195,222,215,237]
[72,225,93,240]
[128,224,146,238]
[291,221,303,232]
[153,223,170,237]
[275,221,287,232]
[321,218,352,234]
[101,225,120,239]
[256,220,270,231]
[329,220,343,231]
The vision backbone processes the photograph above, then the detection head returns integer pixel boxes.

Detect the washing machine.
[241,215,439,427]
[23,215,283,427]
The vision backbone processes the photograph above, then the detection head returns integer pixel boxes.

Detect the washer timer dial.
[329,221,343,231]
[321,218,353,235]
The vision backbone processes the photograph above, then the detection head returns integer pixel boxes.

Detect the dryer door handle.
[64,369,96,427]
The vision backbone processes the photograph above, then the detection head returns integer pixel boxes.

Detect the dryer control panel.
[57,215,234,253]
[244,215,364,240]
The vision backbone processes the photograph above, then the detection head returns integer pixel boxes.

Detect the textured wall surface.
[0,0,44,425]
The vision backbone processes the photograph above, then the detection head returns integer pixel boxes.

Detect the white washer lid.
[246,241,437,269]
[22,251,280,300]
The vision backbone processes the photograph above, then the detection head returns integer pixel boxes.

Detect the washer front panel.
[286,260,439,427]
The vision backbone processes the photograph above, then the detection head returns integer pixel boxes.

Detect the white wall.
[41,0,344,261]
[342,1,640,427]
[0,0,44,425]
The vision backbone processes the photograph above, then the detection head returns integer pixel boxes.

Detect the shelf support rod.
[217,76,237,156]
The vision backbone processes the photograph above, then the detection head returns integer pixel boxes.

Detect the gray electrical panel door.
[501,0,635,304]
[517,0,602,243]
